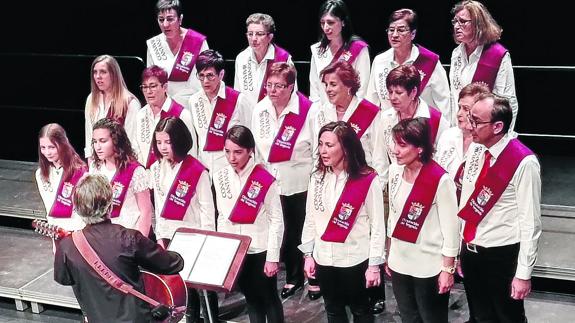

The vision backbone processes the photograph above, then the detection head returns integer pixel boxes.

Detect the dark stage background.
[1,0,573,161]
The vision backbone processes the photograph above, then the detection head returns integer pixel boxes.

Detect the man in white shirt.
[459,93,541,323]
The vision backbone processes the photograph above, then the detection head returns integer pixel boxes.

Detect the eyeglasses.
[246,31,269,38]
[197,73,218,81]
[157,16,178,24]
[452,17,472,27]
[265,82,288,90]
[140,83,161,91]
[386,27,411,35]
[467,114,493,128]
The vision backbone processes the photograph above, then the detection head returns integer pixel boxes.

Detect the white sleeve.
[354,46,371,100]
[366,177,386,265]
[493,52,518,132]
[365,61,381,107]
[179,109,198,158]
[125,98,142,156]
[84,95,94,158]
[309,52,322,103]
[197,170,216,231]
[264,181,284,262]
[436,175,460,257]
[429,61,451,117]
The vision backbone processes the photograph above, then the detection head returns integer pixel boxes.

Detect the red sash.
[228,165,276,224]
[168,29,206,82]
[413,45,439,92]
[49,168,87,218]
[458,139,533,233]
[321,172,377,243]
[472,42,507,91]
[333,40,368,65]
[454,161,466,204]
[146,100,185,168]
[110,162,140,218]
[428,105,442,143]
[267,92,312,163]
[391,161,446,243]
[203,87,240,151]
[106,108,126,126]
[159,156,206,221]
[257,45,290,102]
[347,99,380,139]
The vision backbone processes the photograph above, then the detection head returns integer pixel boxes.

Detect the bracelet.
[303,253,313,258]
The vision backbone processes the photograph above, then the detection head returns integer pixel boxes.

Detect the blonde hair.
[452,0,502,45]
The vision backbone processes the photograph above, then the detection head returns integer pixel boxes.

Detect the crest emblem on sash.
[180,51,194,67]
[281,126,296,142]
[112,182,124,199]
[337,203,354,221]
[340,51,352,62]
[213,113,227,129]
[61,182,74,199]
[417,69,426,81]
[175,180,190,198]
[350,122,361,134]
[476,186,493,206]
[247,181,262,199]
[407,202,424,220]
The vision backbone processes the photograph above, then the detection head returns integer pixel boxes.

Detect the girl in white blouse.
[386,117,459,323]
[300,121,385,323]
[35,123,87,233]
[89,118,153,238]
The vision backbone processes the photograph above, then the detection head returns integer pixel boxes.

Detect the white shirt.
[146,31,209,106]
[449,43,518,130]
[366,45,450,114]
[214,159,284,262]
[188,82,252,177]
[376,100,450,184]
[309,42,371,104]
[134,97,196,166]
[299,170,386,267]
[89,162,150,230]
[387,164,460,278]
[310,96,385,176]
[35,167,86,231]
[459,136,541,279]
[251,93,314,196]
[84,93,141,158]
[434,127,465,180]
[149,158,215,240]
[234,45,297,106]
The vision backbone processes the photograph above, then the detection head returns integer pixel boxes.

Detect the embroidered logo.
[213,113,227,130]
[112,182,125,199]
[339,50,352,62]
[61,182,74,199]
[180,51,194,67]
[246,181,262,199]
[476,186,493,206]
[418,69,426,81]
[350,122,361,134]
[407,202,424,221]
[281,126,296,142]
[175,180,190,198]
[337,203,354,221]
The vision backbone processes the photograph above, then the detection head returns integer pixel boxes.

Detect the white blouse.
[35,167,86,231]
[251,93,314,196]
[214,159,284,262]
[299,170,385,267]
[309,42,371,105]
[387,163,460,278]
[434,127,466,179]
[149,158,215,240]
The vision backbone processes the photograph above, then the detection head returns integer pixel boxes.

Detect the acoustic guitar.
[32,219,188,323]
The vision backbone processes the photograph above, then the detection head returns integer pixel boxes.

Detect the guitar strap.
[71,231,178,310]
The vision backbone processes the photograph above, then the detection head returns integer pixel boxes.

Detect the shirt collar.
[250,44,275,62]
[487,134,511,160]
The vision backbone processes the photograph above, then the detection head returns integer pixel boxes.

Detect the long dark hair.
[317,0,362,54]
[92,118,137,171]
[314,121,373,180]
[392,117,434,164]
[38,123,86,183]
[152,117,193,164]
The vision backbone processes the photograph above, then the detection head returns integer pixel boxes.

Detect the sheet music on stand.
[167,228,251,293]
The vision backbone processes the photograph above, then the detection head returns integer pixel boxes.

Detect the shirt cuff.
[298,240,314,254]
[369,256,384,266]
[441,245,460,258]
[515,264,533,280]
[266,249,281,263]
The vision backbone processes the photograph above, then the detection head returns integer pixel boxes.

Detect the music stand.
[167,228,251,322]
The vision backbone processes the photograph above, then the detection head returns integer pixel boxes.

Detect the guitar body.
[142,271,188,322]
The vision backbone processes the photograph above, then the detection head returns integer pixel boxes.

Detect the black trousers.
[367,266,386,303]
[279,192,306,286]
[461,242,527,323]
[390,270,449,323]
[186,288,219,323]
[238,252,284,323]
[316,260,373,323]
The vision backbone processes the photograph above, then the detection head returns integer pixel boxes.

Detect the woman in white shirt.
[309,0,370,104]
[89,118,153,238]
[214,125,285,322]
[35,123,87,233]
[149,116,218,323]
[386,117,459,323]
[300,121,385,323]
[251,62,314,300]
[84,55,140,159]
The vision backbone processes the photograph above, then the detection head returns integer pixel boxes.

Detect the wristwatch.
[441,265,456,274]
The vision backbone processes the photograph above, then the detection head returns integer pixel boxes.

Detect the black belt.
[465,242,519,254]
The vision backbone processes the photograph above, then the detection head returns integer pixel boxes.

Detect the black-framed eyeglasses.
[246,31,269,38]
[197,73,217,81]
[265,82,288,90]
[467,114,493,128]
[140,83,161,91]
[386,27,410,35]
[452,17,472,27]
[157,16,178,24]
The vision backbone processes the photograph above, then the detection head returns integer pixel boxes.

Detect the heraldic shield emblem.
[175,180,190,198]
[407,202,424,221]
[180,51,194,67]
[213,113,227,130]
[112,182,125,199]
[337,203,354,221]
[476,186,493,206]
[61,182,74,199]
[247,181,262,199]
[281,126,296,142]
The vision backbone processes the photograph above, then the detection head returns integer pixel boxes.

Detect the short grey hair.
[73,174,112,225]
[246,13,276,33]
